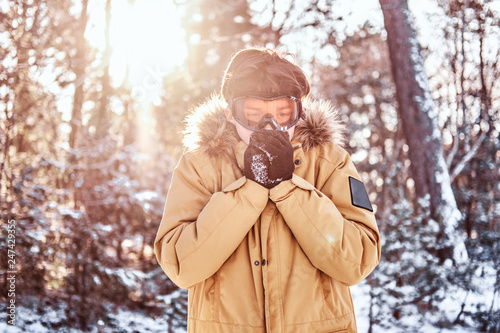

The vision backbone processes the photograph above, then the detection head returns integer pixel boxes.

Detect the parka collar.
[182,96,346,163]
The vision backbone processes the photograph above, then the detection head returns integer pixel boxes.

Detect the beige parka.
[154,97,381,333]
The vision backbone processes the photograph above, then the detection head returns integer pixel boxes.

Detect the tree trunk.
[69,0,89,150]
[379,0,466,261]
[96,0,112,138]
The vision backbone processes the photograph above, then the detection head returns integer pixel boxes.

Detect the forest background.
[0,0,499,332]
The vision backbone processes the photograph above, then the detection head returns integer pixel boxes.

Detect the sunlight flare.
[85,0,187,92]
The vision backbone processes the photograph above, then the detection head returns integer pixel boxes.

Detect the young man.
[154,48,381,332]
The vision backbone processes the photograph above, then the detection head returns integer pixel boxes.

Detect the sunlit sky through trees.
[80,0,459,98]
[70,0,500,155]
[85,0,187,104]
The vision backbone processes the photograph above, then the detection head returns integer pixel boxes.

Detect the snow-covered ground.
[0,294,479,333]
[350,282,480,333]
[0,305,181,333]
[1,279,495,332]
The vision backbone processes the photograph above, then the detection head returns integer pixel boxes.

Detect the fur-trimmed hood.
[182,96,346,161]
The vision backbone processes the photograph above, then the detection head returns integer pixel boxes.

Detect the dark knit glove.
[243,129,295,189]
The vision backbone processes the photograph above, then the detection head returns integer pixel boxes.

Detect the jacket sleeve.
[269,147,381,286]
[154,152,269,289]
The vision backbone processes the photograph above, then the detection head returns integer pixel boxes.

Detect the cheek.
[287,127,295,141]
[236,126,253,145]
[232,121,253,144]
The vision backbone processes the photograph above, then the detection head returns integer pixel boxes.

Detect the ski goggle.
[230,95,302,131]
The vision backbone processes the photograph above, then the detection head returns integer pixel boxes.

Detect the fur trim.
[295,97,346,151]
[182,97,239,163]
[182,96,345,160]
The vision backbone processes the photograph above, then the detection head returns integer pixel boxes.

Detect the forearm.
[270,175,380,285]
[155,178,268,289]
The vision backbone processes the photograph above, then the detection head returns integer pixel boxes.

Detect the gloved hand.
[243,129,295,189]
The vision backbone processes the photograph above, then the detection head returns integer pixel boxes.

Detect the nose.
[257,114,277,130]
[263,123,274,130]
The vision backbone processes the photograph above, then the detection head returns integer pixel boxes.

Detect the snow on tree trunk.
[379,0,466,262]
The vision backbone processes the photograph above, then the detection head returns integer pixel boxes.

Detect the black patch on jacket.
[349,177,373,212]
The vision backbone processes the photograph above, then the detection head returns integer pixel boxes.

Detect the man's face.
[225,98,296,144]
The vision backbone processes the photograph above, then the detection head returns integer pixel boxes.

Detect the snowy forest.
[0,0,499,332]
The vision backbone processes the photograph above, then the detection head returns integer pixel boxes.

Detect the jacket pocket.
[321,273,354,320]
[324,276,354,319]
[213,270,220,321]
[321,272,336,318]
[188,274,217,321]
